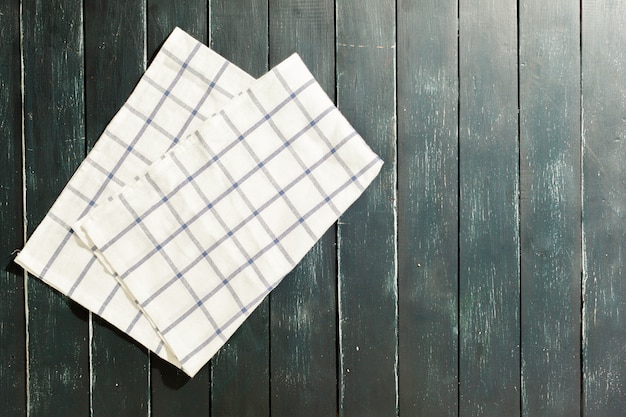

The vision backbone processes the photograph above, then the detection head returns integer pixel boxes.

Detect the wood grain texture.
[146,2,212,416]
[0,1,26,415]
[209,1,270,415]
[397,0,459,415]
[84,1,150,416]
[459,0,521,415]
[582,2,626,415]
[519,1,581,416]
[22,1,90,416]
[336,0,398,415]
[147,0,208,53]
[210,0,268,78]
[268,0,338,415]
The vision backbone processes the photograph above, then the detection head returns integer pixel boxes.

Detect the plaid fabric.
[15,28,255,363]
[73,54,383,376]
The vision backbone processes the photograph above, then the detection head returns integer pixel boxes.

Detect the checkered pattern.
[15,27,255,364]
[73,54,383,376]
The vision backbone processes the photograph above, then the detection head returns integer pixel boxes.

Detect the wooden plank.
[336,0,398,415]
[147,0,208,51]
[0,0,26,415]
[582,2,626,415]
[22,0,90,416]
[458,0,520,415]
[268,0,338,415]
[397,0,458,415]
[146,2,211,416]
[210,0,268,78]
[84,1,150,416]
[208,1,270,415]
[518,1,581,416]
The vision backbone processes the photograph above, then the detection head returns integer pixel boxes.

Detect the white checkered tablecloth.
[16,28,255,365]
[17,28,382,377]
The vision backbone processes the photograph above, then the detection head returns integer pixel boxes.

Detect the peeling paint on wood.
[0,0,26,415]
[336,0,398,415]
[398,0,459,415]
[22,0,90,415]
[519,0,581,416]
[459,0,521,415]
[583,1,626,416]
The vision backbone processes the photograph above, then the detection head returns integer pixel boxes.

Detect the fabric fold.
[72,53,383,376]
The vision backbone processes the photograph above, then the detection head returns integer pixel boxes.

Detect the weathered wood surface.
[582,1,626,416]
[22,1,90,416]
[0,1,26,416]
[519,1,581,416]
[397,0,458,415]
[4,1,626,416]
[459,0,520,415]
[336,0,398,415]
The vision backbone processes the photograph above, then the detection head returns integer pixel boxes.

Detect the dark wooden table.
[2,1,625,416]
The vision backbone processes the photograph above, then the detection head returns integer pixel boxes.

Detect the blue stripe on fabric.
[103,130,152,165]
[160,48,236,99]
[84,158,125,186]
[167,60,230,149]
[143,75,208,121]
[66,184,96,206]
[96,275,121,316]
[66,256,97,297]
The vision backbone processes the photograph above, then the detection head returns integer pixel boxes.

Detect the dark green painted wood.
[84,1,150,416]
[209,1,270,415]
[336,0,397,415]
[147,0,208,52]
[210,0,268,78]
[397,0,459,415]
[459,0,520,415]
[268,1,338,415]
[582,2,626,415]
[22,1,90,416]
[519,1,581,416]
[146,3,211,416]
[0,1,26,415]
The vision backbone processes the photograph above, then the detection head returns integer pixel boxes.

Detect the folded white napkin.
[18,28,382,377]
